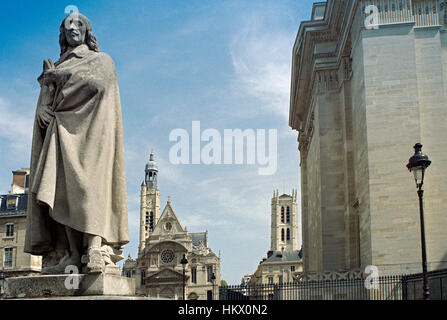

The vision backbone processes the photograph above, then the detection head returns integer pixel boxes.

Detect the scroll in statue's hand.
[38,59,57,87]
[37,59,57,129]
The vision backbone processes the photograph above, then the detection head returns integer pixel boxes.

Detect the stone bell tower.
[271,189,299,252]
[139,152,161,255]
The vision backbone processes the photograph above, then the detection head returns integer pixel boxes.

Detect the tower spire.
[145,151,158,189]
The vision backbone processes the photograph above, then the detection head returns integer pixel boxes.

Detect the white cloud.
[0,97,34,156]
[229,13,295,121]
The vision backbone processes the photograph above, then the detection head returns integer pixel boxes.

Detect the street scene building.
[0,169,41,277]
[123,153,221,300]
[1,0,447,302]
[289,0,447,276]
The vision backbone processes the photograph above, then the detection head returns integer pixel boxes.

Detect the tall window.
[149,212,154,231]
[191,267,197,284]
[145,212,149,224]
[286,228,290,241]
[280,207,285,223]
[141,271,146,285]
[268,277,274,284]
[281,228,285,242]
[286,206,290,223]
[4,247,13,267]
[5,223,14,237]
[207,266,213,283]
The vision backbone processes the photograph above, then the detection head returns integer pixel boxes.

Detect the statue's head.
[59,13,100,56]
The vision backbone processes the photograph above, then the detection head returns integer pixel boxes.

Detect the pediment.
[151,200,185,237]
[148,268,187,282]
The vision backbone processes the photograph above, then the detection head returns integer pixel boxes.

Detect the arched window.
[145,212,149,224]
[287,228,290,241]
[281,228,285,242]
[149,212,154,231]
[286,207,290,223]
[281,207,285,223]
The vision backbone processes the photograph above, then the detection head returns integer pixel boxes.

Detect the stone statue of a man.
[24,12,129,275]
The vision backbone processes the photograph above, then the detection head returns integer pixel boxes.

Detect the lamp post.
[211,272,216,300]
[407,143,431,300]
[180,254,188,300]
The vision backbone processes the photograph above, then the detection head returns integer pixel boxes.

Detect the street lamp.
[407,143,431,300]
[211,272,216,300]
[180,254,188,300]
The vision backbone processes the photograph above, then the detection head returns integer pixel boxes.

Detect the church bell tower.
[139,152,161,255]
[271,189,298,252]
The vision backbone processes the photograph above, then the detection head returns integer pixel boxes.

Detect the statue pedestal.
[4,273,135,299]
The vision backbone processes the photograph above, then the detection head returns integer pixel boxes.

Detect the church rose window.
[161,249,175,264]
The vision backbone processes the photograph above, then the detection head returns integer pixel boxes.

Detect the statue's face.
[64,15,87,48]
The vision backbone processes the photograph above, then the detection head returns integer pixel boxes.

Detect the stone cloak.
[24,44,129,255]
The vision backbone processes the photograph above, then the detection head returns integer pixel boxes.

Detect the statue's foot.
[41,255,81,275]
[86,247,105,274]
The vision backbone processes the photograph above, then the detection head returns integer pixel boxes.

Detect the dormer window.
[6,196,18,210]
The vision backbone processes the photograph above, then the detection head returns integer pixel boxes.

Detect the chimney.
[10,168,30,194]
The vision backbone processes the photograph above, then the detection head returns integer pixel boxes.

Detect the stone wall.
[291,0,447,276]
[359,21,447,275]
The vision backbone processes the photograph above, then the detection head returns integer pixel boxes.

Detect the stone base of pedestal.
[4,273,135,299]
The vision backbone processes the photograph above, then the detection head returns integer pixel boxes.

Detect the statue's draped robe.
[24,44,129,255]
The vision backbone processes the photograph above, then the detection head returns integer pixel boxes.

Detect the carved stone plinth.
[4,273,135,299]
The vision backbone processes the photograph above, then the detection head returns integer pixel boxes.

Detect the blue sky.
[0,0,316,284]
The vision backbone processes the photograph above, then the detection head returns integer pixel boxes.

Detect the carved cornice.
[297,55,352,155]
[289,0,359,133]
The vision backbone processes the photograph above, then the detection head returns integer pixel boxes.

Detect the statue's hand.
[37,104,55,129]
[43,58,55,71]
[39,59,57,86]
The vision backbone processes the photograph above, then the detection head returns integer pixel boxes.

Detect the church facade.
[123,153,221,300]
[289,0,447,276]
